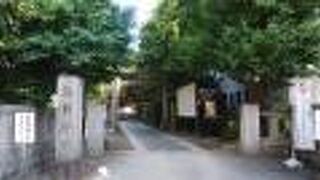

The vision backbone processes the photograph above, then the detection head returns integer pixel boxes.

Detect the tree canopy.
[139,0,320,102]
[0,0,132,105]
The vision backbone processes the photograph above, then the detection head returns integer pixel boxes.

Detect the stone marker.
[240,104,260,154]
[55,74,84,162]
[85,102,106,156]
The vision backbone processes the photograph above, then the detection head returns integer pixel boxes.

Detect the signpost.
[176,83,197,117]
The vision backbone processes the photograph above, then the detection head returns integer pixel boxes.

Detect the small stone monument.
[55,74,84,162]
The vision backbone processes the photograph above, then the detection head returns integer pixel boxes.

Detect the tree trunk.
[246,82,265,105]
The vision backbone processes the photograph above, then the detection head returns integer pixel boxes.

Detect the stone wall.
[35,109,56,171]
[0,105,55,179]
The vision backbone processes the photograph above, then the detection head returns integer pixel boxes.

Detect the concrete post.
[240,104,260,154]
[55,74,84,162]
[269,115,280,142]
[85,102,106,156]
[109,77,121,132]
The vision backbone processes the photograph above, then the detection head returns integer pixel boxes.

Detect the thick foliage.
[0,0,131,105]
[140,0,320,90]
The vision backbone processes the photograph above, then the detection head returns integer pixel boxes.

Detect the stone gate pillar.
[55,74,84,162]
[240,104,260,154]
[85,102,106,157]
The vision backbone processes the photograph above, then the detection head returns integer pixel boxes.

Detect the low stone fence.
[0,105,55,179]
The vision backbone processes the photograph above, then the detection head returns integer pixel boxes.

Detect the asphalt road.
[15,120,311,180]
[104,121,310,180]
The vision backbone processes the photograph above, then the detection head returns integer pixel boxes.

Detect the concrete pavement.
[12,120,311,180]
[109,121,310,180]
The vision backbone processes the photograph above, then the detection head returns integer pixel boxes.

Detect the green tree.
[140,0,320,104]
[211,1,320,103]
[0,0,132,106]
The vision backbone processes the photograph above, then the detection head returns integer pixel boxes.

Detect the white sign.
[14,112,35,144]
[177,83,197,117]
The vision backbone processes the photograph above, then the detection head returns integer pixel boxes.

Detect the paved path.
[16,121,311,180]
[108,121,310,180]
